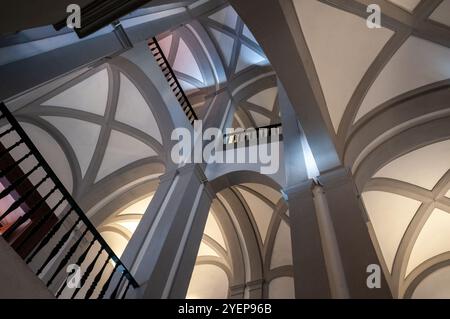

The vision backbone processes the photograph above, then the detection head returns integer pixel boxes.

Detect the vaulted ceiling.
[93,179,295,299]
[291,0,450,137]
[187,181,294,299]
[282,0,450,299]
[3,0,449,299]
[10,63,168,225]
[228,0,450,298]
[362,139,450,298]
[156,4,280,128]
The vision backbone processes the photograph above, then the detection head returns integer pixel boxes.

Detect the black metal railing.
[0,102,138,299]
[148,37,198,125]
[223,123,283,150]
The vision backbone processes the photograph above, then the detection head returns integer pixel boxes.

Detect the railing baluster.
[0,139,24,159]
[148,37,198,124]
[0,175,49,222]
[85,256,110,299]
[25,206,72,262]
[2,185,58,239]
[0,102,139,299]
[0,163,40,200]
[110,271,126,299]
[222,123,283,149]
[35,217,81,275]
[71,247,104,299]
[55,236,96,298]
[0,126,14,138]
[120,282,131,299]
[46,228,89,287]
[0,150,32,178]
[15,197,66,251]
[98,262,120,299]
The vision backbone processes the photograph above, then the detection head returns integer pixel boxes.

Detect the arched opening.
[187,171,294,299]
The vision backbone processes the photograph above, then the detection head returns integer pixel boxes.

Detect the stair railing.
[148,37,198,125]
[0,102,138,299]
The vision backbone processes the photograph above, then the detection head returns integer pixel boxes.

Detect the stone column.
[284,181,331,299]
[279,79,331,298]
[317,167,392,298]
[311,183,349,298]
[118,164,214,299]
[284,168,393,299]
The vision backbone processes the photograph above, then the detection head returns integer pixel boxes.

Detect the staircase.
[0,102,138,299]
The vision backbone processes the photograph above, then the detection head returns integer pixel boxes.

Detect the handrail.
[0,102,138,299]
[148,37,198,125]
[223,123,283,149]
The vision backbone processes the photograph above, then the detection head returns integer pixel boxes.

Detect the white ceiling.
[95,129,157,182]
[34,68,164,186]
[374,139,450,190]
[293,0,394,132]
[241,183,281,204]
[186,264,229,299]
[247,87,277,112]
[21,121,73,193]
[209,5,238,29]
[188,181,292,298]
[158,34,173,56]
[270,220,293,269]
[42,69,109,116]
[210,28,234,66]
[204,212,227,251]
[429,0,450,27]
[115,73,162,143]
[100,194,154,256]
[206,5,268,76]
[42,116,101,178]
[236,186,273,244]
[362,138,450,296]
[363,191,421,272]
[290,0,450,141]
[173,38,204,83]
[356,37,450,122]
[412,265,450,298]
[388,0,422,12]
[118,196,153,216]
[101,230,129,258]
[197,242,220,257]
[407,208,450,276]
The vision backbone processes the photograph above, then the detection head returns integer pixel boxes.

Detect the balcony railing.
[223,123,283,150]
[148,37,198,125]
[0,102,138,299]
